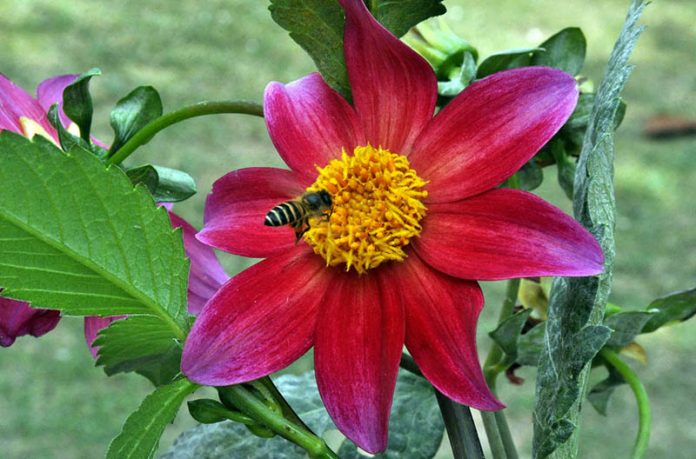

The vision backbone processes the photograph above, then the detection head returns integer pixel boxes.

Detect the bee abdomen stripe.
[265,201,303,226]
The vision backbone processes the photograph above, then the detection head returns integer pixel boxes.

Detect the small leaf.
[476,48,541,78]
[127,165,197,202]
[47,104,108,159]
[269,0,350,99]
[94,316,182,386]
[489,309,532,360]
[550,140,576,199]
[517,323,546,366]
[516,159,544,191]
[369,0,446,38]
[604,311,654,348]
[62,68,101,142]
[587,365,625,415]
[438,51,476,98]
[531,27,587,75]
[188,399,235,424]
[107,378,198,459]
[641,287,696,333]
[109,86,163,154]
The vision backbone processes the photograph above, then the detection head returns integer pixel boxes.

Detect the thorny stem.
[599,348,651,459]
[400,354,484,459]
[106,100,264,165]
[218,384,338,459]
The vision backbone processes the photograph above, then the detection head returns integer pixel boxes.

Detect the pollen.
[304,145,428,274]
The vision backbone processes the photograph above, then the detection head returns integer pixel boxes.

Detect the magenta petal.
[415,188,604,280]
[0,297,60,347]
[0,74,56,137]
[197,167,306,258]
[168,212,228,315]
[36,74,78,128]
[314,270,404,453]
[339,0,437,153]
[182,246,330,386]
[411,67,578,202]
[392,256,502,410]
[265,73,363,179]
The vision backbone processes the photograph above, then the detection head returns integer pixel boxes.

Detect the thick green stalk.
[106,100,264,165]
[218,384,338,459]
[599,348,651,459]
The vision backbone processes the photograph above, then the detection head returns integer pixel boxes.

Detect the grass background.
[1,0,695,457]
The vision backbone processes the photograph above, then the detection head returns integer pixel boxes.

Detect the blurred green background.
[1,0,694,457]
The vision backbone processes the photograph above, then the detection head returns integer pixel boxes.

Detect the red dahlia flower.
[182,0,603,452]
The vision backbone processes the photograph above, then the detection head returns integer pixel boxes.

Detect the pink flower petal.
[265,73,363,179]
[84,316,122,358]
[389,255,502,410]
[0,296,60,347]
[0,74,56,137]
[415,188,604,280]
[197,167,307,258]
[182,246,331,386]
[36,74,78,129]
[339,0,436,154]
[314,270,404,453]
[411,67,578,202]
[168,212,228,315]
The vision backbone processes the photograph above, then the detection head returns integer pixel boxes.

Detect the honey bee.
[264,190,333,241]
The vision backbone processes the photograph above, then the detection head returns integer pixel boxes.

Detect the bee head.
[304,190,333,211]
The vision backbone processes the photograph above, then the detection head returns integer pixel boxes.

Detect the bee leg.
[292,220,308,244]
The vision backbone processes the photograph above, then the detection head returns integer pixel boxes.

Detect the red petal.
[391,256,502,409]
[339,0,437,153]
[197,167,306,258]
[168,212,228,315]
[0,74,57,138]
[411,67,578,202]
[265,73,363,179]
[182,246,330,386]
[415,189,604,280]
[314,270,404,453]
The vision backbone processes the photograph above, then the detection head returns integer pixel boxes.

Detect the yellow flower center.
[304,145,428,274]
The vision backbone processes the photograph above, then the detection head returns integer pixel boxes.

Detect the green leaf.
[126,165,197,203]
[187,399,238,424]
[476,48,541,78]
[550,140,576,199]
[109,86,163,154]
[0,133,188,337]
[517,323,546,366]
[587,365,625,415]
[107,378,198,459]
[94,316,182,386]
[47,104,108,159]
[163,370,444,458]
[604,311,654,348]
[489,309,532,361]
[532,1,646,457]
[531,28,587,75]
[641,287,696,333]
[437,51,476,98]
[516,159,544,191]
[269,0,350,100]
[62,68,101,142]
[369,0,446,38]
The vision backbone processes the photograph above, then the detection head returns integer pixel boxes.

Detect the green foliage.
[269,0,349,99]
[476,47,541,78]
[604,311,654,348]
[0,134,188,329]
[437,51,476,98]
[531,27,586,76]
[163,370,444,458]
[587,365,625,416]
[532,1,646,457]
[369,0,446,38]
[94,316,182,386]
[107,378,198,459]
[515,159,544,191]
[109,86,163,154]
[187,399,239,424]
[47,104,108,158]
[62,68,101,142]
[641,287,696,333]
[126,164,197,203]
[550,140,577,200]
[489,309,532,363]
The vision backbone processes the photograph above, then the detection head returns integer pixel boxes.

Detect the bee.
[264,190,333,241]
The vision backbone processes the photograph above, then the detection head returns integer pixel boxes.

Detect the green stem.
[218,384,338,459]
[483,278,521,389]
[599,348,651,459]
[400,354,484,459]
[481,411,507,459]
[106,100,264,165]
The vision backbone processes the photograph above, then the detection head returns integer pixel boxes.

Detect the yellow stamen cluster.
[304,145,428,274]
